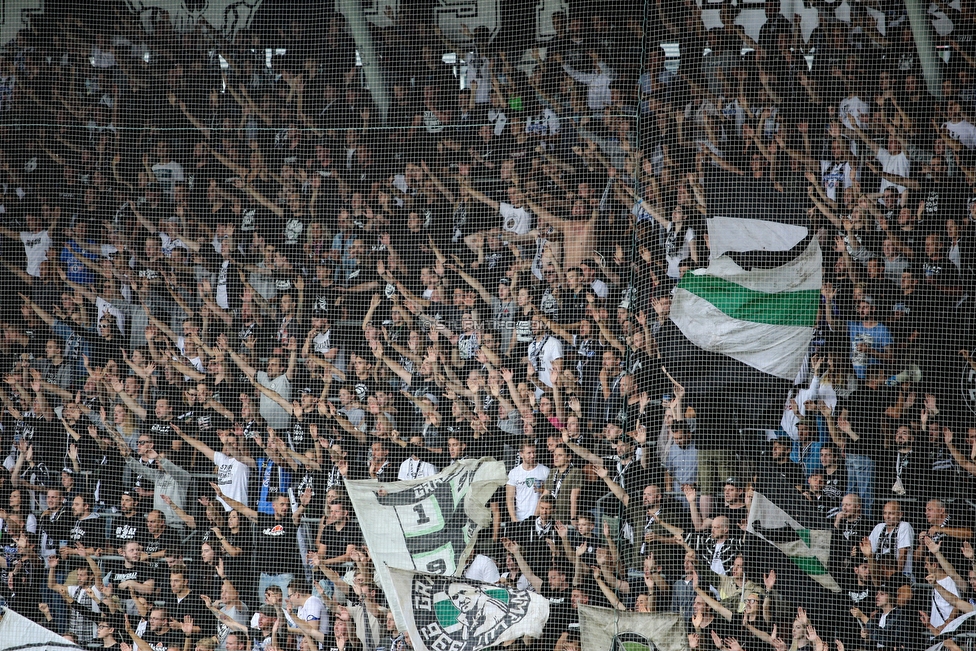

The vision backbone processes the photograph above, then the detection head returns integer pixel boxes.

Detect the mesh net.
[0,2,973,651]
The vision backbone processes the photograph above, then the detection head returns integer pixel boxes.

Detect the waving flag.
[387,567,549,651]
[670,223,821,382]
[746,491,840,592]
[345,459,507,628]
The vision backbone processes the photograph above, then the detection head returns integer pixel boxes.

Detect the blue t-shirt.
[255,457,292,515]
[60,240,98,286]
[847,321,893,379]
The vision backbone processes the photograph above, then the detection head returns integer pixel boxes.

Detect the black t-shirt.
[129,458,158,494]
[142,628,183,651]
[254,513,302,575]
[293,467,328,518]
[106,512,147,550]
[40,508,71,548]
[66,514,100,552]
[18,412,61,471]
[146,418,178,453]
[141,527,183,566]
[289,417,316,455]
[320,519,363,562]
[187,407,219,448]
[105,560,154,591]
[164,591,200,630]
[844,385,893,460]
[211,378,244,419]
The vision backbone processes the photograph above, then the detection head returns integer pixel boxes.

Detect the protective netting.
[0,2,975,651]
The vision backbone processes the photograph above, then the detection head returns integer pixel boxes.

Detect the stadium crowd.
[2,2,976,651]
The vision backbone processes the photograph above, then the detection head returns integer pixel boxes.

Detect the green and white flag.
[387,567,550,651]
[578,605,687,651]
[707,217,809,260]
[746,491,840,592]
[670,224,821,381]
[345,458,507,627]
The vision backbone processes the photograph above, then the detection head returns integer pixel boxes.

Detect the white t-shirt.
[838,95,870,130]
[499,202,533,236]
[507,463,550,521]
[20,229,52,277]
[527,336,563,389]
[931,575,959,628]
[257,371,291,431]
[820,160,854,202]
[294,594,331,639]
[876,148,910,195]
[945,119,976,150]
[397,457,438,481]
[868,520,915,576]
[464,554,501,584]
[213,451,250,511]
[215,259,231,309]
[159,231,189,257]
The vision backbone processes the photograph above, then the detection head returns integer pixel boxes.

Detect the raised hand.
[555,521,568,539]
[859,537,873,557]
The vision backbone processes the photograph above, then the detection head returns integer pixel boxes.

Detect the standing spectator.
[211,483,310,603]
[867,501,915,579]
[119,435,191,530]
[506,440,550,523]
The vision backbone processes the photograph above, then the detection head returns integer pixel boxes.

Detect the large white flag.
[578,605,687,651]
[387,567,549,651]
[707,217,808,260]
[344,459,507,626]
[0,606,78,650]
[670,231,822,380]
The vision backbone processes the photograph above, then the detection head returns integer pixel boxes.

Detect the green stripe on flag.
[677,274,819,327]
[785,529,828,576]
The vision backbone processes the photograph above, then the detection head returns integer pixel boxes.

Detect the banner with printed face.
[387,567,549,651]
[344,458,507,626]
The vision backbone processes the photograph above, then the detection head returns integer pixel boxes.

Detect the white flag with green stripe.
[746,491,840,592]
[670,223,821,380]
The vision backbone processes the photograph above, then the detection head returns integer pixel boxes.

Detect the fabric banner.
[707,217,808,260]
[387,567,549,651]
[344,458,507,626]
[746,491,840,592]
[926,610,976,650]
[670,234,821,381]
[0,606,78,651]
[578,605,687,651]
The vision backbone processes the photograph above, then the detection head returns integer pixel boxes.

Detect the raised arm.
[209,482,258,521]
[694,586,734,621]
[501,538,544,591]
[173,424,216,462]
[110,379,148,420]
[460,179,500,212]
[594,465,629,507]
[228,349,257,379]
[448,263,493,307]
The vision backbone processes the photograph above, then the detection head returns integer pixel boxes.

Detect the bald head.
[711,516,730,540]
